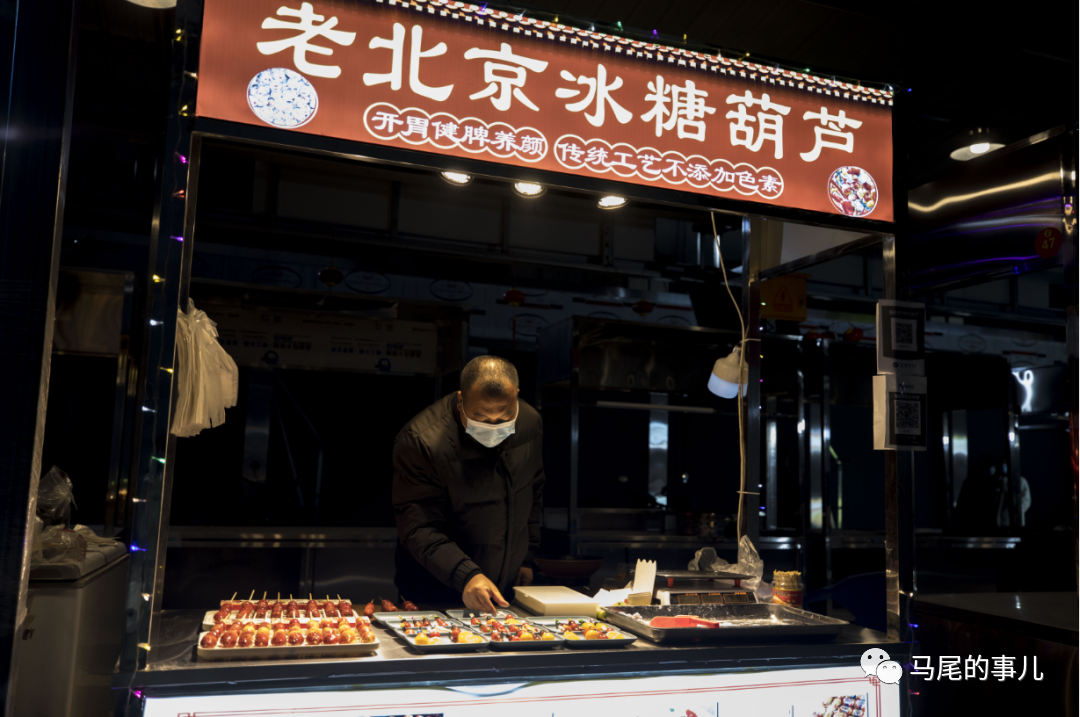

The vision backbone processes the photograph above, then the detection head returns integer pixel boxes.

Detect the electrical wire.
[711,212,747,543]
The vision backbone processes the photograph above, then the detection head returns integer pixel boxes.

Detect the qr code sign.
[893,319,916,351]
[895,399,921,435]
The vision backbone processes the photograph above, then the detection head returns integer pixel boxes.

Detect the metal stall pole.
[569,321,581,555]
[0,2,79,714]
[882,236,915,642]
[117,0,201,681]
[741,216,765,545]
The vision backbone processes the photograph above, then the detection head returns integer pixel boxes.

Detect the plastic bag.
[737,534,765,593]
[38,526,87,563]
[72,524,123,547]
[688,547,728,572]
[687,536,765,593]
[171,300,239,437]
[37,466,76,527]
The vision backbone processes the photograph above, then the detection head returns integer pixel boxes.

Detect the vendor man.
[392,355,545,613]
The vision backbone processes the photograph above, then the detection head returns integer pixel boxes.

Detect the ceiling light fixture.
[949,127,1004,161]
[440,171,473,186]
[513,181,546,198]
[598,195,628,210]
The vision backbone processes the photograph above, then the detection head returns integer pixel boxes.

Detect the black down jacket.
[392,393,545,604]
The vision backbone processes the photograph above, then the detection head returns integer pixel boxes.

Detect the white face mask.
[460,401,517,448]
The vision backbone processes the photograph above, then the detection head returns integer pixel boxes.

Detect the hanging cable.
[711,212,748,543]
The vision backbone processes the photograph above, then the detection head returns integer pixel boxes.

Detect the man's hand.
[463,573,509,614]
[515,566,533,587]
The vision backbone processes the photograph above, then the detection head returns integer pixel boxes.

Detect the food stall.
[115,0,907,714]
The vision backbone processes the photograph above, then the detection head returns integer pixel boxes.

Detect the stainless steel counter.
[114,609,897,698]
[915,591,1079,645]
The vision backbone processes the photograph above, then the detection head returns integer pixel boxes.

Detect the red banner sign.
[198,0,894,221]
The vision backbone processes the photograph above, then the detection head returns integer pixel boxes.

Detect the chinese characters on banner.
[199,0,894,220]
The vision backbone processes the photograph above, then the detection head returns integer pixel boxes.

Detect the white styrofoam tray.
[201,612,372,632]
[196,631,379,660]
[512,586,598,617]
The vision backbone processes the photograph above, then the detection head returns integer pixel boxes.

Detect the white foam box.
[514,586,598,616]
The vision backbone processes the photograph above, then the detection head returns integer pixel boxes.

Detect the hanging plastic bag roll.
[171,300,239,437]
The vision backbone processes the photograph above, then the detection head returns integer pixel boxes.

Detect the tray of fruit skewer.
[369,596,444,627]
[197,616,378,660]
[467,616,564,650]
[203,593,362,631]
[524,616,636,648]
[445,608,521,621]
[383,614,465,631]
[391,623,490,653]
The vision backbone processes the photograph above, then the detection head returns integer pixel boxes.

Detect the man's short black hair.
[460,355,519,398]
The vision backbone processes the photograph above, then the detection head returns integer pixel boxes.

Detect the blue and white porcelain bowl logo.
[247,68,318,128]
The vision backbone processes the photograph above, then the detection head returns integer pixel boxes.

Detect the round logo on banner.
[510,313,548,336]
[827,166,878,217]
[252,265,302,288]
[344,271,391,294]
[247,68,319,129]
[430,280,473,301]
[1034,227,1062,258]
[958,334,987,354]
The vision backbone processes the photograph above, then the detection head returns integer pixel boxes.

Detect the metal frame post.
[569,322,581,554]
[742,216,763,544]
[883,235,915,642]
[118,0,201,675]
[0,1,79,712]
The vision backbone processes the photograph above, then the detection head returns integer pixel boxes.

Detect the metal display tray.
[371,611,453,627]
[391,625,490,653]
[601,604,848,643]
[525,616,637,648]
[485,625,565,651]
[445,608,521,621]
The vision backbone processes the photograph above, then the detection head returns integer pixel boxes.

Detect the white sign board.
[143,667,899,717]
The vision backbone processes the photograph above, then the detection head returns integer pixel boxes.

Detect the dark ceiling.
[60,0,1078,236]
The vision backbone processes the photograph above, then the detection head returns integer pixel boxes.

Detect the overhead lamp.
[598,195,628,210]
[513,181,546,198]
[708,345,748,399]
[124,0,176,6]
[440,171,473,186]
[949,127,1004,161]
